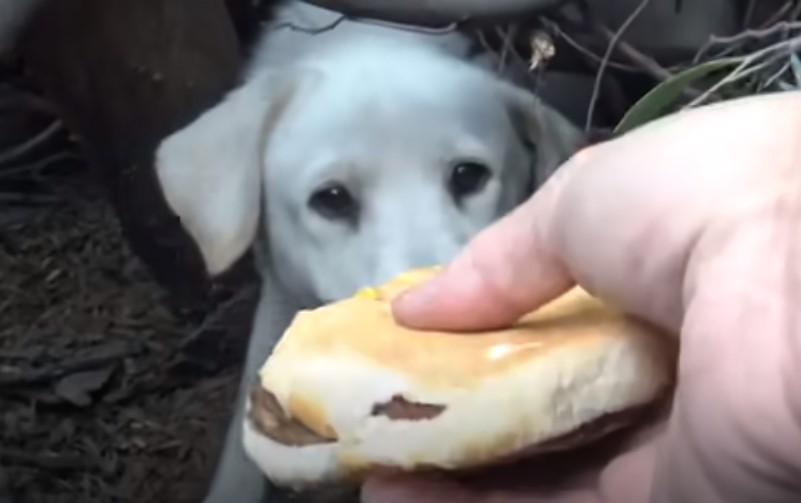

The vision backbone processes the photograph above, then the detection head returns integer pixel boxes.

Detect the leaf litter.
[0,170,259,502]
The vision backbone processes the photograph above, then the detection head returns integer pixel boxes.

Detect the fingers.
[361,473,597,503]
[597,435,661,503]
[651,204,801,503]
[392,169,575,331]
[361,474,484,503]
[393,92,801,334]
[383,92,801,503]
[360,429,666,503]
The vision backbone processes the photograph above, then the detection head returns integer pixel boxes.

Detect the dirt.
[0,169,259,503]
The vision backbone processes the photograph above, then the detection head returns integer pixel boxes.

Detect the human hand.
[361,92,801,503]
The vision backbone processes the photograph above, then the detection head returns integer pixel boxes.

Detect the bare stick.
[594,24,671,80]
[694,21,801,64]
[300,0,571,28]
[684,35,801,109]
[0,448,98,472]
[761,58,792,90]
[542,18,641,72]
[178,284,258,349]
[585,0,654,131]
[0,120,64,167]
[0,343,143,387]
[742,0,757,30]
[0,151,80,180]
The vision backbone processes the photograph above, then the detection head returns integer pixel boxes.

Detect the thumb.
[392,174,574,331]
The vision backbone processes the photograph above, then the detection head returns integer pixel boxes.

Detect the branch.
[593,24,671,80]
[585,0,654,130]
[0,447,98,472]
[0,343,143,388]
[590,22,705,100]
[684,34,801,109]
[0,120,64,167]
[693,21,801,63]
[299,0,572,27]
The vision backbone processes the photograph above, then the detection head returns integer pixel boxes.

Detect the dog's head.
[155,49,584,305]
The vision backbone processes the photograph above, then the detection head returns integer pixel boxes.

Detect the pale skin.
[360,91,801,503]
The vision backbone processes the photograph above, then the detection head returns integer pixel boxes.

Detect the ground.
[0,168,258,503]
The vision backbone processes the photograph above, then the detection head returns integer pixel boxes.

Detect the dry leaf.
[54,367,114,407]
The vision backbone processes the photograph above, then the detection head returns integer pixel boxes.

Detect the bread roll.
[243,267,675,491]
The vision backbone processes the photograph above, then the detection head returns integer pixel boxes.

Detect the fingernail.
[394,279,441,312]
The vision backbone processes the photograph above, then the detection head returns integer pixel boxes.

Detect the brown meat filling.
[250,385,657,456]
[526,405,646,454]
[452,399,668,485]
[249,389,447,446]
[248,387,337,447]
[370,394,446,421]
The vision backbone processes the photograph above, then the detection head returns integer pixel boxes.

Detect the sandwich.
[242,266,675,491]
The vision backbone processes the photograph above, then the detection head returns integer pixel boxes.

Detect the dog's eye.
[448,162,491,200]
[308,183,359,221]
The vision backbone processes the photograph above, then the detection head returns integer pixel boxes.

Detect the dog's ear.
[498,82,587,188]
[155,69,313,276]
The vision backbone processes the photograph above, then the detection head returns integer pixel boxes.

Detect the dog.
[154,2,586,502]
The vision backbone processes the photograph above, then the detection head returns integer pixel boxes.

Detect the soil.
[0,167,259,503]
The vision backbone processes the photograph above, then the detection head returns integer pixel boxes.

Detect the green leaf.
[614,57,741,135]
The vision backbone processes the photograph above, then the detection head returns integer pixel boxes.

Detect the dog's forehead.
[276,65,514,153]
[289,43,508,120]
[264,45,524,193]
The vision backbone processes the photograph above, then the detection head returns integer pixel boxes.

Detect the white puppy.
[154,2,585,502]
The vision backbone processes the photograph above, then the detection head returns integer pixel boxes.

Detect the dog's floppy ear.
[498,82,587,187]
[155,69,312,276]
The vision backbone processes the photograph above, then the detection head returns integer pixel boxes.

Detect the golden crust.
[246,267,676,487]
[269,267,660,390]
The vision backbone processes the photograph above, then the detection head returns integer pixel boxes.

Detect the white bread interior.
[243,267,675,489]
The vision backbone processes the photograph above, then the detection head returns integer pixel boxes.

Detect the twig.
[760,2,795,29]
[271,13,459,36]
[684,35,801,109]
[0,447,98,472]
[742,0,757,30]
[0,192,62,205]
[495,25,517,74]
[0,151,79,180]
[0,120,64,167]
[509,27,536,71]
[352,16,459,34]
[725,20,801,45]
[594,24,671,80]
[0,343,143,387]
[585,0,653,131]
[542,18,641,72]
[300,0,570,28]
[591,23,706,100]
[269,15,347,35]
[761,58,792,90]
[475,28,495,57]
[792,0,801,21]
[0,348,42,360]
[693,21,801,64]
[178,284,258,349]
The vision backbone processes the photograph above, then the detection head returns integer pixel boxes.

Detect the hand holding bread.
[243,267,676,493]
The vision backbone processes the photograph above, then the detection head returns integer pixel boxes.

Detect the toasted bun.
[243,267,675,490]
